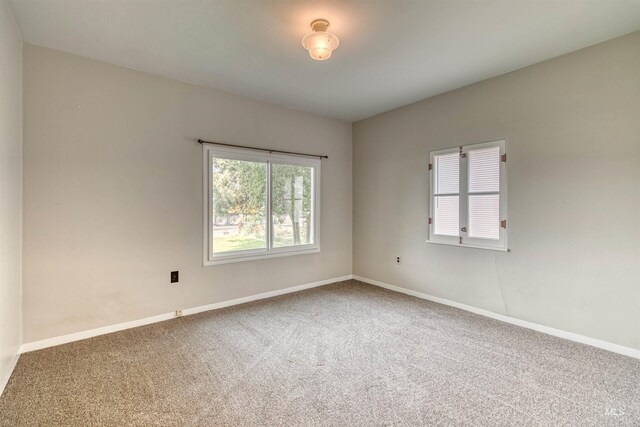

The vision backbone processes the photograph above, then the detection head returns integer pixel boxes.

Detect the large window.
[428,140,507,251]
[203,145,320,265]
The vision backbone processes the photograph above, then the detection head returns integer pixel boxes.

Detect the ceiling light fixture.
[302,19,339,61]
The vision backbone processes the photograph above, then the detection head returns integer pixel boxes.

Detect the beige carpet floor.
[1,280,639,426]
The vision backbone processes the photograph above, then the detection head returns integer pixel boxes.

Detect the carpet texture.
[1,280,639,426]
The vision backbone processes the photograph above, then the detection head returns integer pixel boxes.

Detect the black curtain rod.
[197,139,328,159]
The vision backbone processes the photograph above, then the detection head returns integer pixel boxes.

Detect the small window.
[428,140,507,251]
[203,145,320,265]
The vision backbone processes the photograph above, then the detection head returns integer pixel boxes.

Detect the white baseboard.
[181,275,352,316]
[353,275,640,360]
[20,312,176,354]
[0,352,20,397]
[19,273,639,361]
[19,275,352,354]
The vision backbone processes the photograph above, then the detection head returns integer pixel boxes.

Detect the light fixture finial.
[310,19,330,32]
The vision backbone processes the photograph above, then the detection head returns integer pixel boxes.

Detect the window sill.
[204,247,320,266]
[425,240,509,252]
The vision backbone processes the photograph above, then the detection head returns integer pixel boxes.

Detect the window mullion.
[459,147,468,243]
[208,151,214,260]
[267,160,273,251]
[499,143,506,246]
[467,191,499,196]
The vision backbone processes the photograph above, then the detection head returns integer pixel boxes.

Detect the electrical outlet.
[396,256,401,264]
[175,309,183,317]
[170,271,179,283]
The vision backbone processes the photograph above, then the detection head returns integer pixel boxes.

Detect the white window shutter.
[433,151,459,237]
[429,140,507,251]
[467,145,501,240]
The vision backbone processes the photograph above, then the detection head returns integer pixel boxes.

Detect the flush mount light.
[302,19,340,61]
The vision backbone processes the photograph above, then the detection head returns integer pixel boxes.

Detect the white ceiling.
[9,0,640,122]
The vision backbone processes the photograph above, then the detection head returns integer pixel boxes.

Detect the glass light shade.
[302,31,339,61]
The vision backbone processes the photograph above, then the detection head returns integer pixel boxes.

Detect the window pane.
[468,146,500,193]
[468,194,500,240]
[434,152,459,194]
[211,158,267,253]
[434,195,459,236]
[271,164,314,247]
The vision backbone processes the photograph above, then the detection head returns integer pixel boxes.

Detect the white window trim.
[428,139,508,252]
[203,145,321,266]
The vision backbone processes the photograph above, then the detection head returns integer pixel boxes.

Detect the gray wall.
[22,44,352,343]
[353,31,640,350]
[0,1,22,391]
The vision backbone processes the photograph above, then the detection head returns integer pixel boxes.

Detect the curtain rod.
[197,139,328,159]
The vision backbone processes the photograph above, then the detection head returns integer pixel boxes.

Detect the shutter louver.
[435,152,459,194]
[468,195,499,239]
[434,196,459,236]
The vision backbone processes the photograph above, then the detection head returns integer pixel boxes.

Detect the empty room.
[1,0,639,425]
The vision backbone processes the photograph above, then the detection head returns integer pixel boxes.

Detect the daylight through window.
[204,145,320,265]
